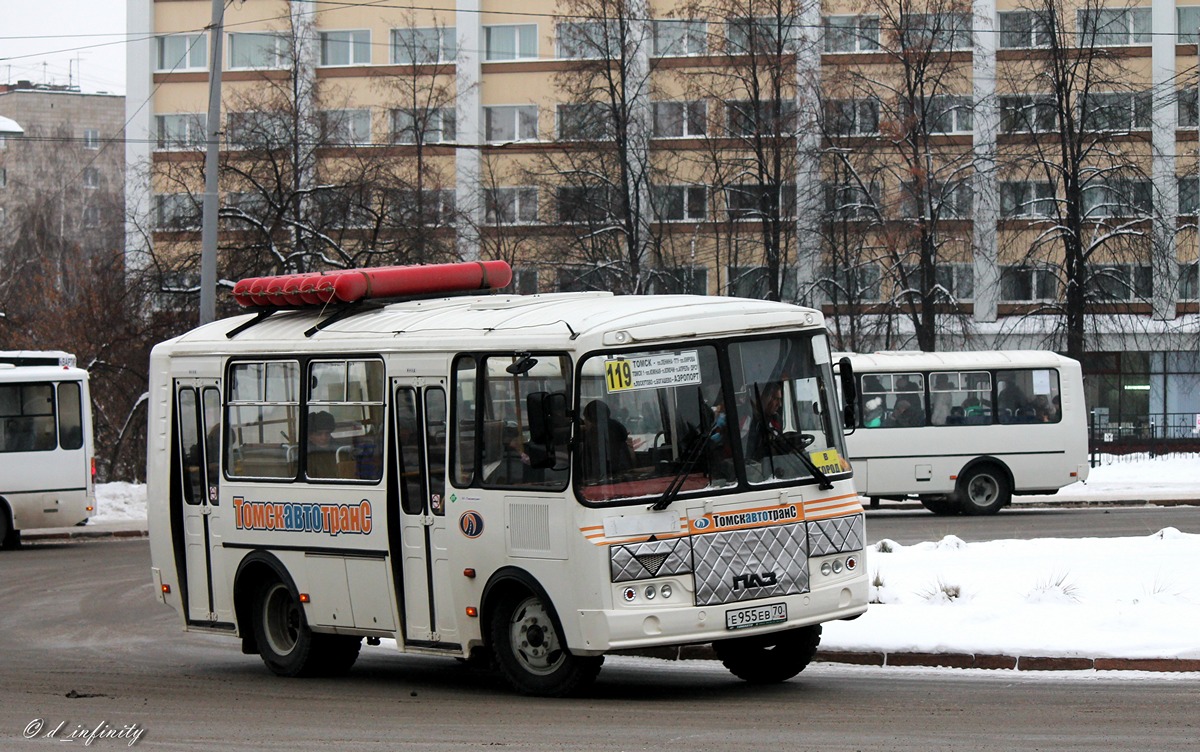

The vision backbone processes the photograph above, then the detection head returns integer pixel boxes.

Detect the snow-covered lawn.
[91,454,1200,660]
[822,528,1200,660]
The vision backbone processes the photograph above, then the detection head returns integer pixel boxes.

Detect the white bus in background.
[0,351,96,547]
[145,261,868,696]
[839,351,1089,515]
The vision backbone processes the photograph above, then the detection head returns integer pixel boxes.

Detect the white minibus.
[0,351,96,547]
[145,261,869,695]
[840,350,1089,515]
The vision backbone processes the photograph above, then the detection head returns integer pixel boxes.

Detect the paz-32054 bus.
[146,261,868,695]
[0,350,96,548]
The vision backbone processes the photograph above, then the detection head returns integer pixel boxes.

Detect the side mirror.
[837,356,858,432]
[526,391,569,469]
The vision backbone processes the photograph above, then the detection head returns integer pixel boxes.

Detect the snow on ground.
[90,454,1200,660]
[822,528,1200,659]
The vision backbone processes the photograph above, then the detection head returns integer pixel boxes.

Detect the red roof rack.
[230,260,513,309]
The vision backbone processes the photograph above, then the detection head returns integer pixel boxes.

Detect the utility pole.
[199,0,226,325]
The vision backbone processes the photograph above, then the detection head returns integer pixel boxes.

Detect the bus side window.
[58,382,84,450]
[425,389,447,514]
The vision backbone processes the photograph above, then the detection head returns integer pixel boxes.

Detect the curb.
[23,528,149,542]
[625,646,1200,673]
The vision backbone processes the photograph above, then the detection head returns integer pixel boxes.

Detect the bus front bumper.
[573,576,869,655]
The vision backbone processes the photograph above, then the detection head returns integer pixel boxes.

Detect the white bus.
[146,262,868,696]
[0,351,96,547]
[840,350,1089,515]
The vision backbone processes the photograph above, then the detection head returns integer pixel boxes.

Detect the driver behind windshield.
[743,382,784,462]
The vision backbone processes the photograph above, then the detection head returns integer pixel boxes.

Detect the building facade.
[0,82,126,266]
[126,0,1200,435]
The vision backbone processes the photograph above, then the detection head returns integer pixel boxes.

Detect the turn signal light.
[161,584,171,594]
[465,606,478,617]
[463,568,476,578]
[298,593,311,603]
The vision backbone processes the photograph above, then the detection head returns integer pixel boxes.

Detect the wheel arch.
[956,456,1014,495]
[480,566,568,651]
[233,550,297,655]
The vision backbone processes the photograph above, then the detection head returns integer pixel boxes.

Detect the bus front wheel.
[956,465,1011,516]
[253,579,360,677]
[489,591,602,697]
[713,624,822,684]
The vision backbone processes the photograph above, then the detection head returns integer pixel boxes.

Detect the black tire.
[0,503,19,550]
[489,590,602,697]
[253,579,360,677]
[920,496,960,516]
[713,624,822,684]
[955,464,1010,516]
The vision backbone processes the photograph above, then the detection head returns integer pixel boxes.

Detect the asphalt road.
[865,505,1200,544]
[2,536,1198,751]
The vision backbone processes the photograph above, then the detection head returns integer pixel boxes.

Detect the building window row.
[155,6,1200,75]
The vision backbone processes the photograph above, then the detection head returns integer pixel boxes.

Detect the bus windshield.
[576,332,849,504]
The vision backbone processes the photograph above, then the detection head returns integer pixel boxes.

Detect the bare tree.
[534,0,657,293]
[994,0,1167,361]
[820,0,978,351]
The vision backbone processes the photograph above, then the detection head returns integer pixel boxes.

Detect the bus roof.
[158,293,825,356]
[0,350,76,368]
[0,364,89,382]
[841,350,1078,371]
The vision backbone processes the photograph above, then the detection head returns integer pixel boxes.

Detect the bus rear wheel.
[713,624,822,684]
[489,591,602,697]
[254,579,360,677]
[0,504,19,550]
[956,465,1010,516]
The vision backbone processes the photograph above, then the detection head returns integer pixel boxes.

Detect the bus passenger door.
[390,383,454,646]
[174,381,222,623]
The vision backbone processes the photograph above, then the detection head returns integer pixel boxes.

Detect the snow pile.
[1048,453,1200,500]
[92,482,149,523]
[824,529,1200,660]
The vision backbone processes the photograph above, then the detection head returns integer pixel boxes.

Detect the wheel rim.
[507,595,565,676]
[262,583,301,657]
[966,473,1000,507]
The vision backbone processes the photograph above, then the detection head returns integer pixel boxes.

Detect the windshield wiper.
[762,428,834,491]
[651,425,713,511]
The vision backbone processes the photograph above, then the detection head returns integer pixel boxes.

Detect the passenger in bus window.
[580,400,634,482]
[888,396,923,427]
[895,375,920,392]
[307,411,338,478]
[930,374,955,425]
[862,397,884,428]
[997,377,1027,423]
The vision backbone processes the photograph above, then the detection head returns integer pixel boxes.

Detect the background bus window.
[997,369,1060,424]
[306,359,385,481]
[57,382,84,449]
[0,383,56,452]
[227,361,300,479]
[928,371,992,425]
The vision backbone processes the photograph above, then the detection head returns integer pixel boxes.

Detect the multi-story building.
[126,0,1200,437]
[0,81,125,265]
